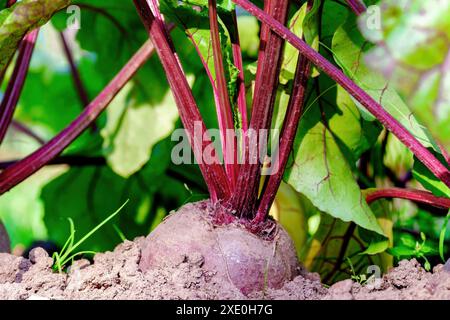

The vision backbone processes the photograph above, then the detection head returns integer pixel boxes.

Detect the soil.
[1,204,450,300]
[0,237,326,300]
[0,237,449,300]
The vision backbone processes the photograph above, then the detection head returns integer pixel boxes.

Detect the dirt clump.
[325,259,450,300]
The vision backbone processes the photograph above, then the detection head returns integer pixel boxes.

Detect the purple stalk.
[6,0,16,8]
[345,0,367,16]
[0,40,155,195]
[255,56,311,223]
[0,29,39,146]
[230,10,248,133]
[59,30,97,132]
[254,0,314,223]
[133,0,231,202]
[366,188,450,209]
[59,31,90,108]
[11,120,45,145]
[233,0,450,188]
[0,156,105,170]
[227,0,290,219]
[168,11,235,184]
[208,0,238,188]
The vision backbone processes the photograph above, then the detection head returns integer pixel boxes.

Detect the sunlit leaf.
[332,16,438,151]
[360,0,450,146]
[269,182,307,258]
[285,103,384,235]
[41,139,189,252]
[101,83,179,178]
[0,0,70,73]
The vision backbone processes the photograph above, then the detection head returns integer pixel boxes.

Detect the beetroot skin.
[139,201,300,295]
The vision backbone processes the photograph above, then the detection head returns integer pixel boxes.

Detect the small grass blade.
[113,224,127,242]
[65,251,97,263]
[53,200,129,272]
[59,218,75,255]
[62,199,129,259]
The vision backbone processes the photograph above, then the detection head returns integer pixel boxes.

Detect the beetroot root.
[139,201,300,295]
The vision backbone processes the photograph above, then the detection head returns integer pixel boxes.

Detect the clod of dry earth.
[0,237,450,299]
[0,222,10,253]
[325,259,450,300]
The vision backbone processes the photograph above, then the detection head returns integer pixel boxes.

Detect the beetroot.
[139,201,300,295]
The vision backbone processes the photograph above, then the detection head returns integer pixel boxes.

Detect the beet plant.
[0,0,450,294]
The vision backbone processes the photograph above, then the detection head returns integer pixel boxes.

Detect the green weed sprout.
[52,200,129,273]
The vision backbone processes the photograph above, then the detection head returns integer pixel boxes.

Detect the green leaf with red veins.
[332,16,439,152]
[285,103,384,235]
[279,3,308,84]
[328,85,382,164]
[359,0,450,146]
[413,151,450,198]
[52,0,164,105]
[273,4,382,228]
[302,0,320,77]
[0,0,71,73]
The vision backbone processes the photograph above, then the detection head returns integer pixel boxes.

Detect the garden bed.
[1,236,450,300]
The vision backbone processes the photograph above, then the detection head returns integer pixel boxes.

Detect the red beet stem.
[227,0,290,219]
[255,56,311,223]
[133,0,231,202]
[208,0,238,188]
[0,40,155,195]
[233,0,450,190]
[365,188,450,209]
[345,0,366,15]
[0,29,39,146]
